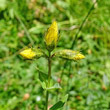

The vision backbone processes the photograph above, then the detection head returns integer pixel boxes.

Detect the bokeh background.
[0,0,110,110]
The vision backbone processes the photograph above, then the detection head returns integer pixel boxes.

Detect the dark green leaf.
[50,101,64,110]
[38,70,48,82]
[50,94,68,110]
[36,67,48,82]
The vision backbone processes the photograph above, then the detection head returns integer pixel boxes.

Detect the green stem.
[46,52,51,110]
[46,91,49,110]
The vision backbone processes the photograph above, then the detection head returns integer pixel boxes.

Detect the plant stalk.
[45,52,51,110]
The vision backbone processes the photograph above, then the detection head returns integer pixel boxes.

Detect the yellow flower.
[55,49,85,61]
[45,21,58,47]
[19,48,36,59]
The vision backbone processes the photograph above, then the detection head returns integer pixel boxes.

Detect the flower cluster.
[19,21,85,61]
[19,21,85,110]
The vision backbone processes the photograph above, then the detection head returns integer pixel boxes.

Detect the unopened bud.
[45,21,58,51]
[19,48,44,60]
[55,49,85,61]
[19,48,36,59]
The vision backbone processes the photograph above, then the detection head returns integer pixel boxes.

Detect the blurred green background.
[0,0,110,110]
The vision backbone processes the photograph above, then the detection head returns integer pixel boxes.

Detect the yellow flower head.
[55,49,85,61]
[19,48,36,59]
[45,21,58,47]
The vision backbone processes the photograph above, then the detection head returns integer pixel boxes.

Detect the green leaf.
[62,94,68,102]
[36,67,48,89]
[39,71,48,82]
[50,94,68,110]
[50,101,64,110]
[47,83,61,90]
[41,82,46,89]
[36,67,48,82]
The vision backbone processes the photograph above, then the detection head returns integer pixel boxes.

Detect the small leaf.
[41,82,46,89]
[50,94,68,110]
[50,101,64,110]
[36,67,48,89]
[38,69,48,82]
[47,83,61,90]
[62,94,68,102]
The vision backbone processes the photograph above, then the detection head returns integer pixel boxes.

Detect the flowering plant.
[19,21,85,110]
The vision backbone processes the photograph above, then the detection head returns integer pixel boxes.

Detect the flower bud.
[55,49,85,61]
[19,48,43,59]
[45,21,58,51]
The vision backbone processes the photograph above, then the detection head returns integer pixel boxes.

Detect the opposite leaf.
[41,82,47,90]
[55,49,85,61]
[38,69,48,82]
[50,101,64,110]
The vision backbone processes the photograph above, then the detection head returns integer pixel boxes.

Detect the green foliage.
[50,101,65,110]
[0,0,110,110]
[50,94,68,110]
[38,69,48,82]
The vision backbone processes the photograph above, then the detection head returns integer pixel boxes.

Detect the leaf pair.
[37,69,68,110]
[37,68,61,90]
